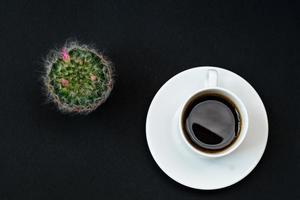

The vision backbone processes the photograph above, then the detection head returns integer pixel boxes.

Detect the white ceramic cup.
[178,69,249,158]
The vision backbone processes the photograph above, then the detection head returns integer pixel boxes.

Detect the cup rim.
[178,87,249,158]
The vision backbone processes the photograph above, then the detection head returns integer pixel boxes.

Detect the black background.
[0,0,299,199]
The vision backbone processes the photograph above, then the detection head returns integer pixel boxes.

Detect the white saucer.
[146,67,268,190]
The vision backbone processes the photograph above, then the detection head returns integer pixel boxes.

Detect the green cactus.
[43,42,114,114]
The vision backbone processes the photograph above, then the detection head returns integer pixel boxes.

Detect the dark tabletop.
[0,0,299,199]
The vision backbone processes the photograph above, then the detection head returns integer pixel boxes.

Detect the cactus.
[43,41,114,114]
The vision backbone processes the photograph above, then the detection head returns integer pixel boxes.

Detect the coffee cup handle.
[205,69,218,88]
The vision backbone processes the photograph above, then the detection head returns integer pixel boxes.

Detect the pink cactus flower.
[60,78,69,87]
[90,75,97,81]
[61,48,70,62]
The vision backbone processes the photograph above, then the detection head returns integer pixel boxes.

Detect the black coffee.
[182,94,241,152]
